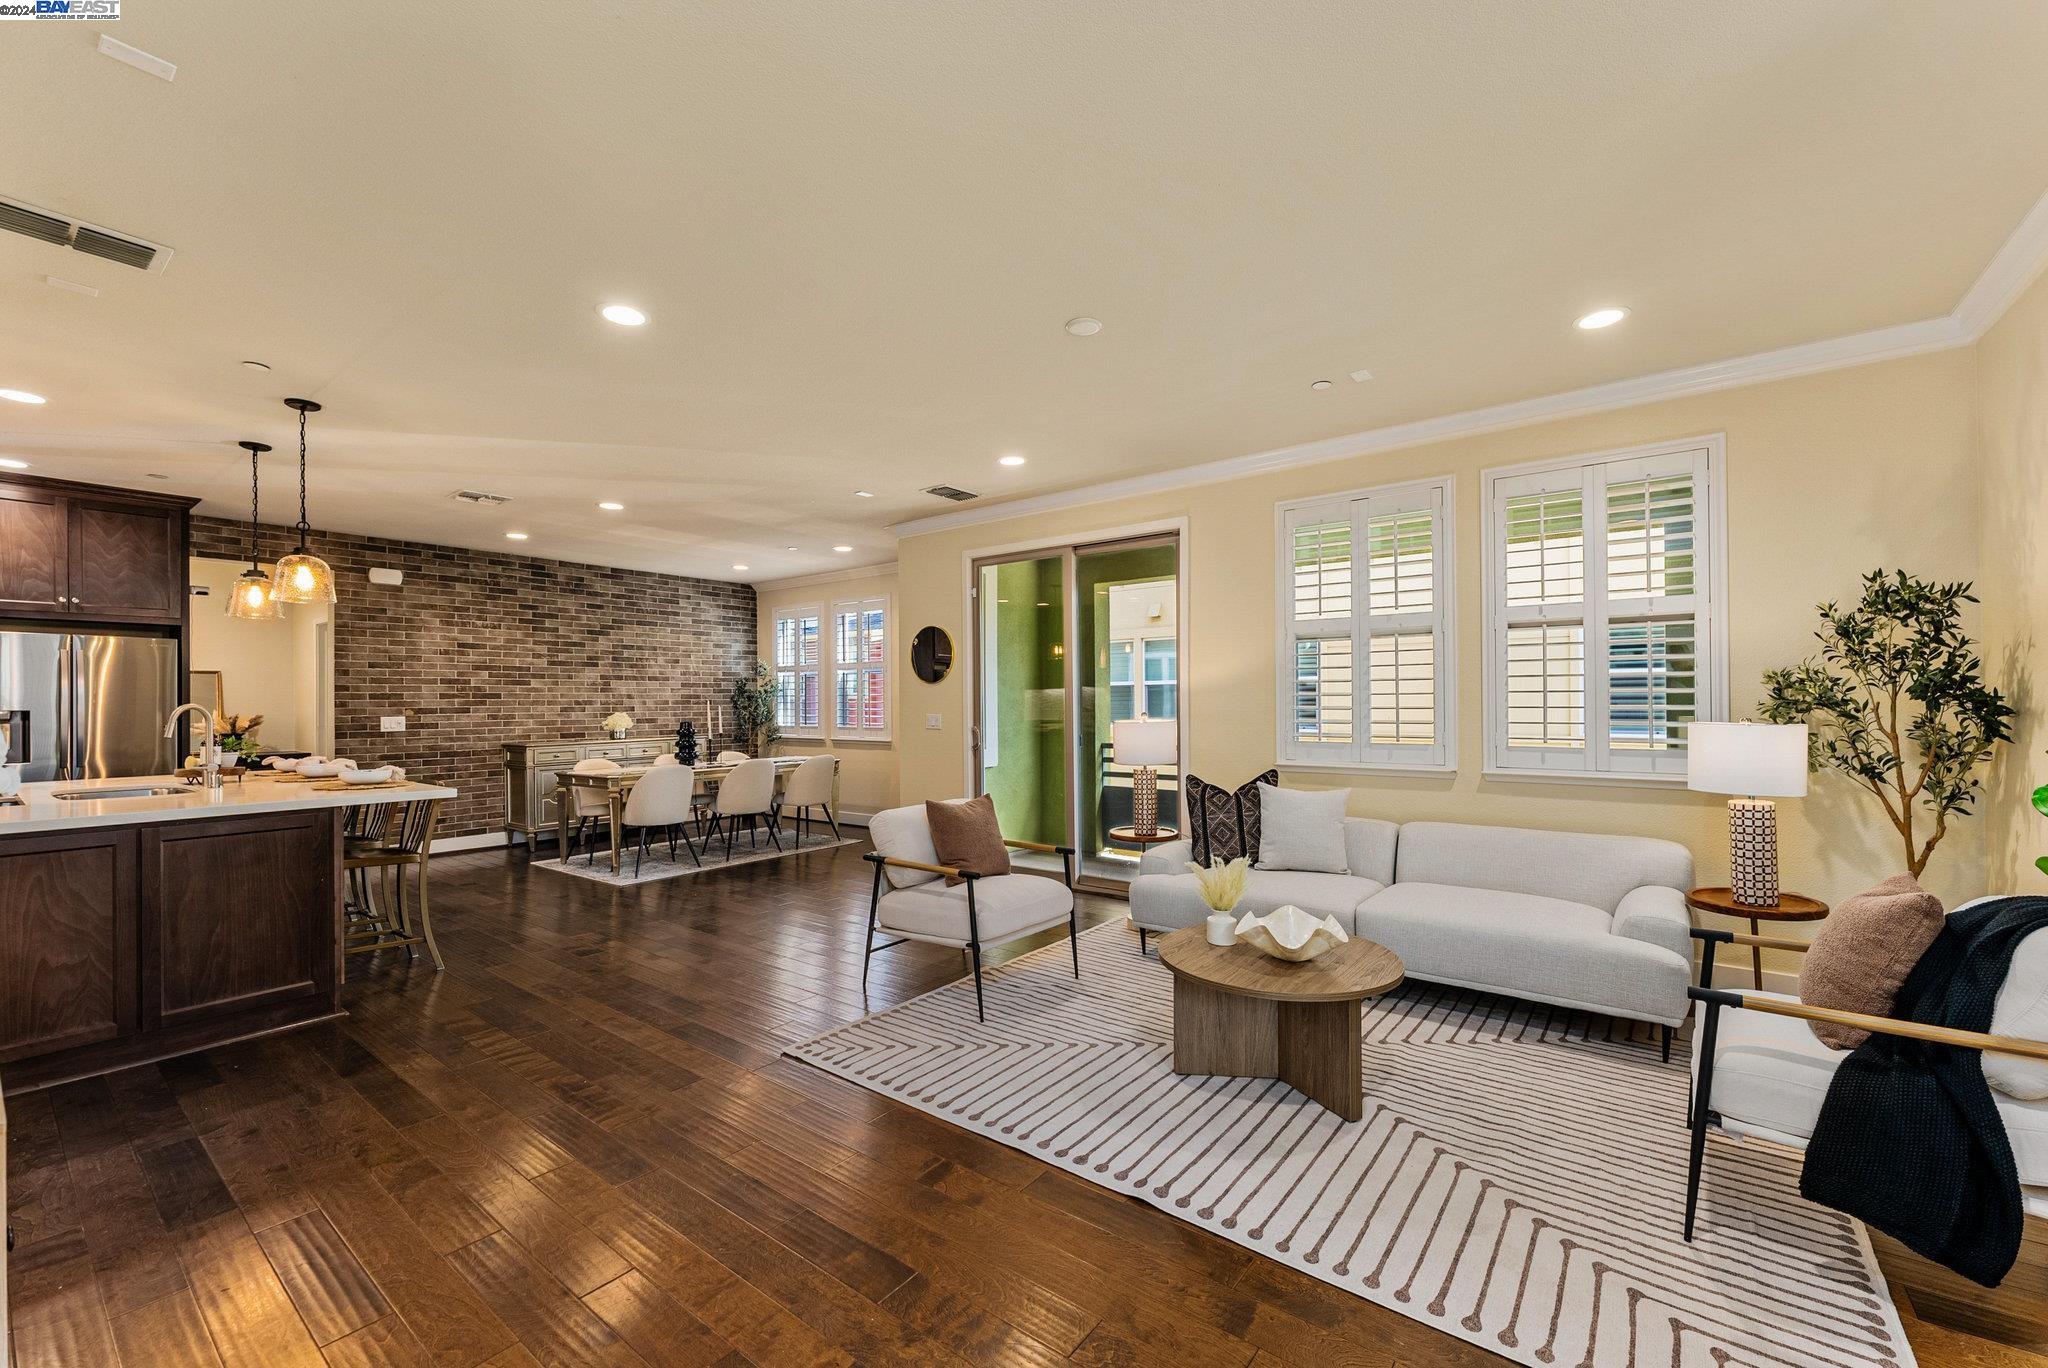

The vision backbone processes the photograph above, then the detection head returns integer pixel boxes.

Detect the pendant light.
[228,440,279,620]
[271,397,337,605]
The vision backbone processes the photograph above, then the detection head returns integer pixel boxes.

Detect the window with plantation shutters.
[1483,438,1724,779]
[1276,477,1454,770]
[772,606,821,734]
[832,596,890,737]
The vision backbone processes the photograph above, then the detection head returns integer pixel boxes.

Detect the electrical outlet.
[926,713,943,731]
[380,715,406,732]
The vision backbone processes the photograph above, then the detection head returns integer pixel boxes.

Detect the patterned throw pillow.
[1185,769,1279,867]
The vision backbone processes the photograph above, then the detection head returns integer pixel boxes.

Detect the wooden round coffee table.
[1156,925,1404,1122]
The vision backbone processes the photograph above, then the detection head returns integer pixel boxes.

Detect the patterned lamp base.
[1132,766,1160,838]
[1728,796,1780,906]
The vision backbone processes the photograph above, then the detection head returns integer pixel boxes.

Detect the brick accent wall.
[191,517,757,839]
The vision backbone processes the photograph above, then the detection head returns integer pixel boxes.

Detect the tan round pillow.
[1797,873,1944,1050]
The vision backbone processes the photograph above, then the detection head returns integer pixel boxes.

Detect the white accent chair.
[1132,818,1694,1045]
[777,753,840,844]
[865,802,1078,1021]
[707,757,779,857]
[622,764,699,874]
[1683,912,2048,1239]
[565,757,622,865]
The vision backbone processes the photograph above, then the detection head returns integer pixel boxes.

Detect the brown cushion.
[1798,874,1944,1049]
[925,794,1011,886]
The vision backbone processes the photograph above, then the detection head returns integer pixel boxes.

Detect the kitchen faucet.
[164,704,222,791]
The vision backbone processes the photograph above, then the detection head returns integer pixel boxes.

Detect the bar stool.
[344,798,444,970]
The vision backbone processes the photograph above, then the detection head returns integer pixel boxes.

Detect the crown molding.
[894,188,2048,541]
[753,561,898,594]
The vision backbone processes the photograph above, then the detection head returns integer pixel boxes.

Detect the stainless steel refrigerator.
[0,629,180,783]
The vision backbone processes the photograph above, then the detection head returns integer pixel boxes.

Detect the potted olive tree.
[731,661,781,756]
[1761,569,2012,877]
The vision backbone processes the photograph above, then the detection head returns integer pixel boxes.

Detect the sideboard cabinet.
[503,737,669,848]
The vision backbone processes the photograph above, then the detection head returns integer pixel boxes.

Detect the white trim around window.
[771,604,823,736]
[831,595,892,740]
[1274,475,1456,772]
[1480,435,1728,784]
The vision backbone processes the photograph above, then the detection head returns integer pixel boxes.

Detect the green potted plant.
[731,662,780,755]
[216,713,264,768]
[1761,569,2012,877]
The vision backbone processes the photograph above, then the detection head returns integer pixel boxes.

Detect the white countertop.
[0,773,459,835]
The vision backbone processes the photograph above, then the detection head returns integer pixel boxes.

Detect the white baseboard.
[431,831,515,854]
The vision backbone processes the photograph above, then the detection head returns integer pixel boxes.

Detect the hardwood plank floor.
[5,836,2043,1367]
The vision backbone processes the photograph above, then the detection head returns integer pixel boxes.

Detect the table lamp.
[1687,721,1809,906]
[1113,718,1177,837]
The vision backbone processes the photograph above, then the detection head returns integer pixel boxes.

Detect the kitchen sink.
[52,785,192,800]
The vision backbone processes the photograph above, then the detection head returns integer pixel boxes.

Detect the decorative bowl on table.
[1233,904,1350,962]
[296,758,357,778]
[341,766,395,785]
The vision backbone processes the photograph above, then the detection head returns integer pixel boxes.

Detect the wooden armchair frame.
[863,839,1078,1021]
[1683,925,2048,1240]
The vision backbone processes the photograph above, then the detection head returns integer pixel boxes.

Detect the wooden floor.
[7,837,2048,1367]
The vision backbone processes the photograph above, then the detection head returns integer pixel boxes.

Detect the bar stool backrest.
[392,798,442,856]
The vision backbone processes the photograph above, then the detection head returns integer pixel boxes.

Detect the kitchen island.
[0,773,457,1092]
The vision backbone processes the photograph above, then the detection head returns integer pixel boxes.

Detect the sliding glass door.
[973,533,1180,889]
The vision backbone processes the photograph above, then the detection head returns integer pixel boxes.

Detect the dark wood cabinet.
[0,828,138,1064]
[0,475,193,625]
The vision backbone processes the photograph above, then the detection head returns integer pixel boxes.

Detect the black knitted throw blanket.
[1802,895,2048,1287]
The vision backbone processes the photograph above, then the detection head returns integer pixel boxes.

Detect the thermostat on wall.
[367,567,403,587]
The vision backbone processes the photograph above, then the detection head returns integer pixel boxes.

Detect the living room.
[6,6,2048,1368]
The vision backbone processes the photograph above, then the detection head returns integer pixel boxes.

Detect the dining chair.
[777,754,839,845]
[706,757,779,856]
[621,764,699,874]
[650,754,679,767]
[567,757,621,865]
[715,750,749,764]
[344,798,444,970]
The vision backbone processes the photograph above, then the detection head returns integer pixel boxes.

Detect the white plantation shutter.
[832,596,890,737]
[1277,479,1453,769]
[1485,441,1722,778]
[773,607,821,732]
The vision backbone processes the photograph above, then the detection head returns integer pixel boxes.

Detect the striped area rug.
[791,923,1912,1368]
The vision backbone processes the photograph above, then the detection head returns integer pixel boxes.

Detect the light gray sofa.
[1132,818,1694,1031]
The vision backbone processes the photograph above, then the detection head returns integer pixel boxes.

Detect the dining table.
[555,755,810,874]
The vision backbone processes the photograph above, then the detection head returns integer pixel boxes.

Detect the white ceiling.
[2,2,2046,582]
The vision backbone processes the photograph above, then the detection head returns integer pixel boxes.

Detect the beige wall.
[1980,269,2048,893]
[756,567,901,819]
[189,556,306,750]
[895,349,1992,943]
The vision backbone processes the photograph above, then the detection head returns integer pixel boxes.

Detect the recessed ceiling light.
[0,457,29,470]
[596,501,625,511]
[998,454,1026,467]
[241,360,271,372]
[1064,317,1102,336]
[732,563,749,572]
[784,546,798,552]
[0,389,47,405]
[600,304,647,327]
[504,531,529,541]
[1575,307,1629,331]
[833,545,853,553]
[854,490,874,498]
[1309,380,1333,391]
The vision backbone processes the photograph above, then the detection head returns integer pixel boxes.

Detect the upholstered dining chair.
[715,750,749,765]
[862,802,1078,1021]
[707,757,778,856]
[621,764,698,874]
[650,753,679,766]
[1682,915,2048,1241]
[777,754,839,844]
[567,757,621,865]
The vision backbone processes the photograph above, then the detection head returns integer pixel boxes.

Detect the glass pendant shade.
[230,440,281,619]
[271,398,338,606]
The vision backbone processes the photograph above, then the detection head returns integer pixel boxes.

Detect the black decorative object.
[1185,769,1278,867]
[911,626,953,683]
[676,718,699,766]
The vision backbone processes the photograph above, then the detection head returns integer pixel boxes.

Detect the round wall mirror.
[910,625,953,683]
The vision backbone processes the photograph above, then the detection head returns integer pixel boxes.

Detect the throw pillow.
[1252,783,1351,874]
[1185,769,1278,866]
[925,793,1011,886]
[1987,924,2048,1099]
[1798,873,1945,1050]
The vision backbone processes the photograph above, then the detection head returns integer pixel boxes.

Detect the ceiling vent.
[923,484,979,503]
[0,196,172,272]
[451,489,512,507]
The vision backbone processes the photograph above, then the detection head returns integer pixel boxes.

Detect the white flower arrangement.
[601,711,633,732]
[1186,856,1250,913]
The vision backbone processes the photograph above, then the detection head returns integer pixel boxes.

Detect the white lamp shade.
[1113,718,1177,768]
[1687,722,1808,797]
